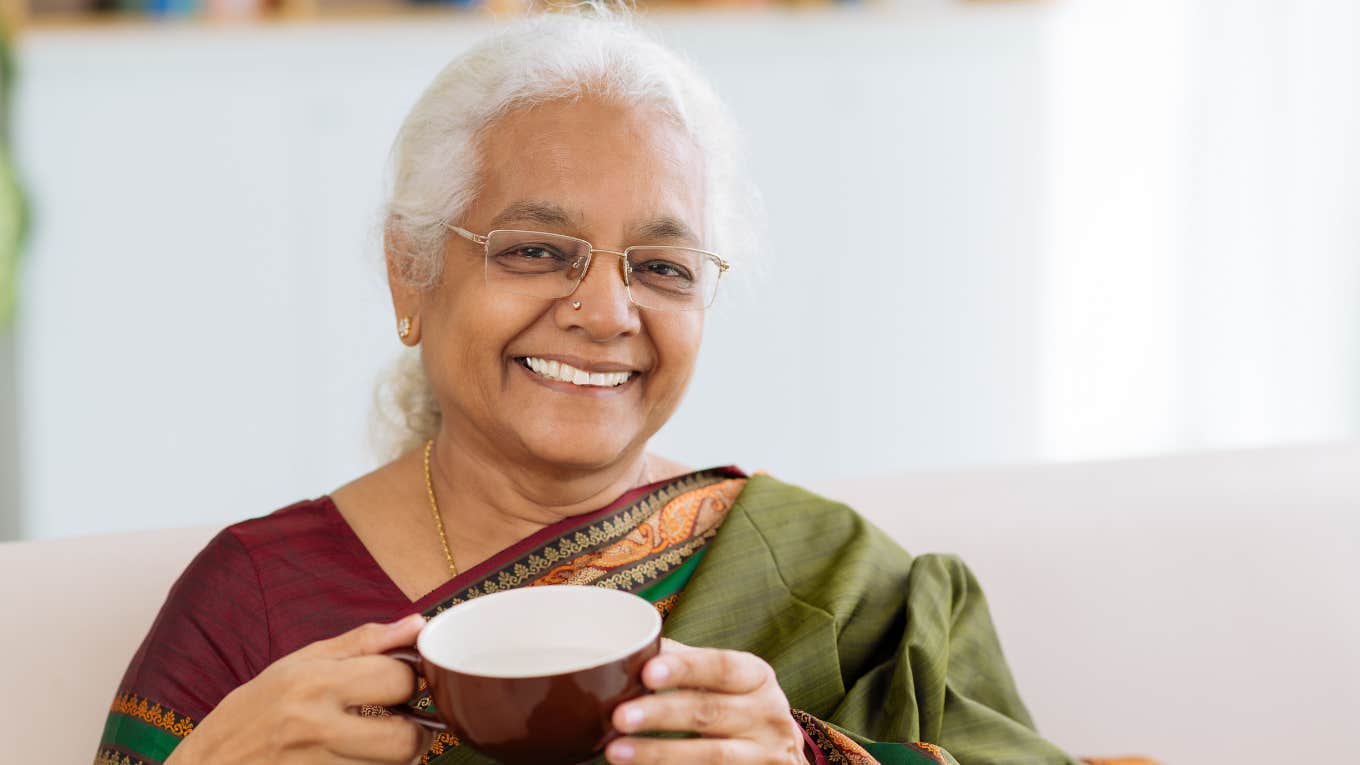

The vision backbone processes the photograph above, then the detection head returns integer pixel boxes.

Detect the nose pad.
[570,250,635,309]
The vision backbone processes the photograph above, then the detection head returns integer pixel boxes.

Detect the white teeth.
[520,357,633,388]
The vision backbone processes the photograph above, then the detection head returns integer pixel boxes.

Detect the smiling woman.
[93,6,1088,765]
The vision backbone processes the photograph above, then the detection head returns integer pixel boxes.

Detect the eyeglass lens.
[482,230,720,311]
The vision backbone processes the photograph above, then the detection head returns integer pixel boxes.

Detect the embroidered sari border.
[100,713,179,764]
[107,693,194,738]
[419,467,742,616]
[636,546,708,602]
[96,746,157,765]
[792,711,953,765]
[792,710,876,765]
[866,741,952,765]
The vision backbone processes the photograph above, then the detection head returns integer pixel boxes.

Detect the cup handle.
[384,648,448,731]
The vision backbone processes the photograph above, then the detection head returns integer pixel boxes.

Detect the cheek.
[651,315,704,381]
[435,287,536,380]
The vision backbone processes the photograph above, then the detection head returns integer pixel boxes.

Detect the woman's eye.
[509,246,562,260]
[637,260,692,280]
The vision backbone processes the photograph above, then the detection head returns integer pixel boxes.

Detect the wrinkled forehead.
[469,97,708,246]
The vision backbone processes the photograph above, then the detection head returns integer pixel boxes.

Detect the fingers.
[331,655,420,707]
[606,735,783,765]
[644,644,771,695]
[324,714,430,764]
[301,614,426,660]
[613,690,755,738]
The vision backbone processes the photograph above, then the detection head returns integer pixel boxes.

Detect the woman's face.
[401,97,708,473]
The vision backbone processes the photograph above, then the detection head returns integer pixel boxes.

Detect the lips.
[517,356,636,388]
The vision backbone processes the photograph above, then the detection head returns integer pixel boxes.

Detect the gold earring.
[398,316,413,340]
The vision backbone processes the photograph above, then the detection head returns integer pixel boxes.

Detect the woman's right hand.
[164,614,432,765]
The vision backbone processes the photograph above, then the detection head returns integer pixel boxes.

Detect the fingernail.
[645,660,671,685]
[608,741,635,763]
[391,614,424,629]
[620,705,644,731]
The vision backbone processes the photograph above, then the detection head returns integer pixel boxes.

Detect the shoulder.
[154,497,343,648]
[729,475,986,609]
[732,474,905,557]
[164,498,338,622]
[125,498,342,681]
[224,496,340,548]
[727,474,914,612]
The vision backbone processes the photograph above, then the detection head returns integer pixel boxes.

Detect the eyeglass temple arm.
[446,224,488,246]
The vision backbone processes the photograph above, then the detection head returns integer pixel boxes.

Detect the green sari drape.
[664,473,1081,765]
[431,472,1081,765]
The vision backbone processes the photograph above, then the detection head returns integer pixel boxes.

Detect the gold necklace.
[423,439,459,578]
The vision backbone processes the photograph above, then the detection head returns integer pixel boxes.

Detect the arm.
[95,530,428,765]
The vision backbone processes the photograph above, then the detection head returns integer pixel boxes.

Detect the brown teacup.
[388,585,662,765]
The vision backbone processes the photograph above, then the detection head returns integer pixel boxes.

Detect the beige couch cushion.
[0,524,219,763]
[2,443,1356,764]
[808,442,1360,765]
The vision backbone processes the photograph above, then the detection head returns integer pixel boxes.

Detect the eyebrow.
[489,201,579,231]
[631,216,699,245]
[487,200,700,246]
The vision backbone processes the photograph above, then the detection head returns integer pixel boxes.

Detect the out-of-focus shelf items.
[5,0,851,34]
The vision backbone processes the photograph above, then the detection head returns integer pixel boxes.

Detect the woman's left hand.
[606,638,808,765]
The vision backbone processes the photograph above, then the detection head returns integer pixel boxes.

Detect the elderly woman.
[95,10,1084,765]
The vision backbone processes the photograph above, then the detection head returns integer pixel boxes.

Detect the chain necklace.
[423,439,459,578]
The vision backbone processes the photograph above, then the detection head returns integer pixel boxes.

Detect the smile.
[517,357,635,388]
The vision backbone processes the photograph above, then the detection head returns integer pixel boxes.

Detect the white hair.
[372,5,761,458]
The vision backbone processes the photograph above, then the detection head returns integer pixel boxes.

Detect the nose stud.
[571,300,582,310]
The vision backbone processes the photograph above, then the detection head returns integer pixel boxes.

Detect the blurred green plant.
[0,23,28,331]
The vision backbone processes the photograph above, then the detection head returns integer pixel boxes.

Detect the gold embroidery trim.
[427,470,738,615]
[907,741,951,764]
[791,709,876,765]
[653,592,681,618]
[109,693,195,738]
[94,749,146,765]
[420,731,462,764]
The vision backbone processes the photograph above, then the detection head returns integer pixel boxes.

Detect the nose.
[557,250,639,338]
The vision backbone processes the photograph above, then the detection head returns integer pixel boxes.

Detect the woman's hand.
[606,638,809,765]
[165,615,431,765]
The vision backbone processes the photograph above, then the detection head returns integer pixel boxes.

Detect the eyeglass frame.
[444,223,731,311]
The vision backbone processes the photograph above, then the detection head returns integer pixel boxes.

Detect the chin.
[517,425,641,473]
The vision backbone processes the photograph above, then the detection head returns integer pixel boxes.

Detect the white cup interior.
[418,586,662,678]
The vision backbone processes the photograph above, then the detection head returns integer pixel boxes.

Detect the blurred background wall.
[2,0,1357,540]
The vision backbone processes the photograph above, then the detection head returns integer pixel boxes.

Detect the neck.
[427,420,654,567]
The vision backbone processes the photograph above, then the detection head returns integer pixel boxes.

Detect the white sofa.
[3,443,1357,764]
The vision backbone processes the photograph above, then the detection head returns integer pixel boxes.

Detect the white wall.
[13,7,1050,539]
[9,2,1358,539]
[1038,0,1360,460]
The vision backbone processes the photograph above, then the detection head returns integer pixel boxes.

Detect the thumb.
[305,614,426,660]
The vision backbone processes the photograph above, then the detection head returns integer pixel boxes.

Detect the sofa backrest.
[2,443,1356,765]
[0,524,219,762]
[808,442,1360,765]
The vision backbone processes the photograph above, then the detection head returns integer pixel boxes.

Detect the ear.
[385,223,426,346]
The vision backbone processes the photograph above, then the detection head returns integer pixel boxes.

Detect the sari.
[95,467,1087,765]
